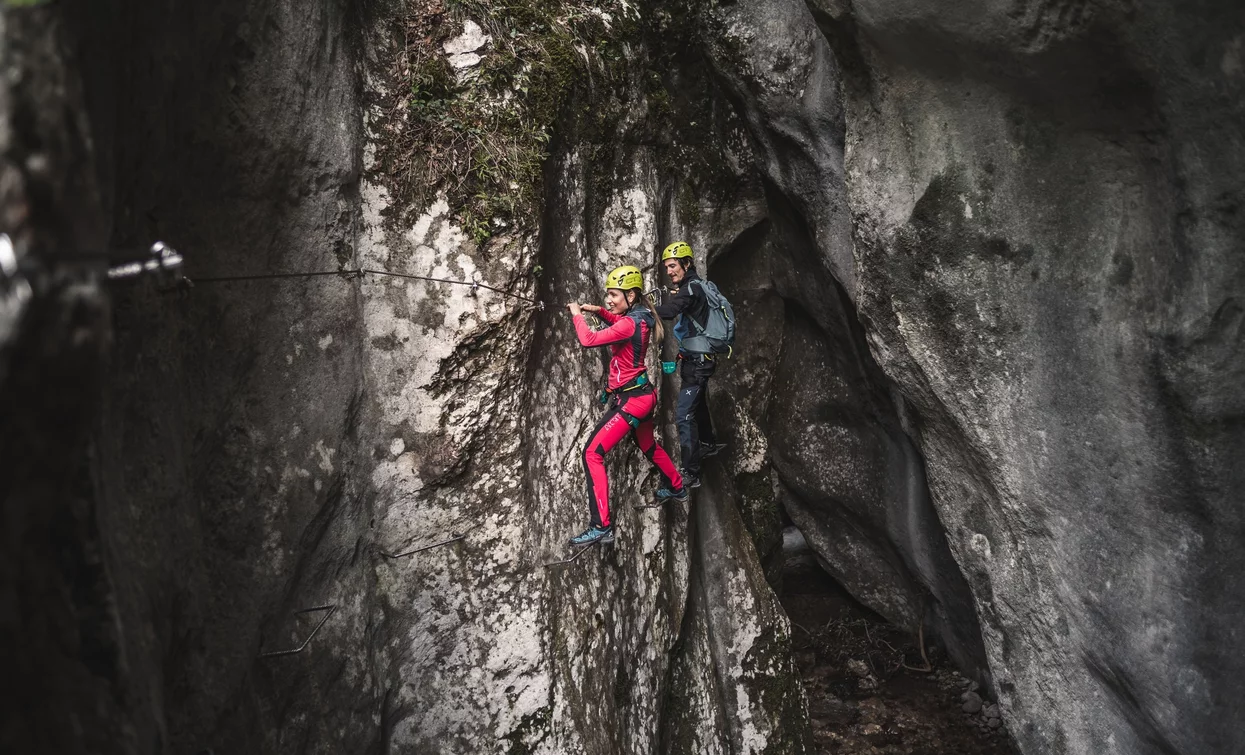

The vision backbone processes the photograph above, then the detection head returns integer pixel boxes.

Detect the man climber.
[654,242,727,490]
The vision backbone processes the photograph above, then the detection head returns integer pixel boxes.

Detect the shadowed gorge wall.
[698,0,1245,752]
[4,0,809,753]
[2,0,1241,754]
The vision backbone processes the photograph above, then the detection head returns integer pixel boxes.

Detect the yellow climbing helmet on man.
[605,265,644,291]
[661,241,694,261]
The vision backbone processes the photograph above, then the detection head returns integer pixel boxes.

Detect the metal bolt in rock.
[0,234,33,344]
[106,241,184,282]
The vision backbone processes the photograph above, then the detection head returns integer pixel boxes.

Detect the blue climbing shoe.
[655,485,689,503]
[569,525,612,546]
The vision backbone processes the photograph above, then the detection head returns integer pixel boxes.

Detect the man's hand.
[567,302,582,317]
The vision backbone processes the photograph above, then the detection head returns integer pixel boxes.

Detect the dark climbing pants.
[676,355,717,477]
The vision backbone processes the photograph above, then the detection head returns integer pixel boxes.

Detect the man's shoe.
[701,442,727,459]
[655,485,689,502]
[682,474,701,489]
[569,525,612,546]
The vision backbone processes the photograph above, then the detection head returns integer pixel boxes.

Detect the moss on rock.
[368,0,747,248]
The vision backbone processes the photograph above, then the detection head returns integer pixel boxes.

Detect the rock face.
[61,1,378,752]
[843,3,1245,753]
[0,7,119,754]
[698,0,1245,753]
[3,1,807,754]
[696,0,992,693]
[6,0,1242,754]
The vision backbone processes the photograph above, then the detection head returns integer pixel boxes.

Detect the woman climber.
[565,265,686,546]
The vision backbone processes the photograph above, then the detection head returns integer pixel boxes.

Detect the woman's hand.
[567,302,582,317]
[581,304,602,313]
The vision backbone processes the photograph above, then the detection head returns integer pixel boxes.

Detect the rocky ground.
[780,561,1016,755]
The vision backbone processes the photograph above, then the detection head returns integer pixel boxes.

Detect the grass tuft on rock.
[370,0,640,243]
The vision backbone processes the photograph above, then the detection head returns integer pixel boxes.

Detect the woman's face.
[603,288,628,313]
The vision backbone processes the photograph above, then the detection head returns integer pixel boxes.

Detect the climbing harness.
[258,604,336,658]
[598,371,651,404]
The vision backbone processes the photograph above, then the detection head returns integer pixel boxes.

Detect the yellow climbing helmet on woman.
[605,265,644,291]
[661,242,694,261]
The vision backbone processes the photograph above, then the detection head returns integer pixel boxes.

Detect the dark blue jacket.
[655,269,710,351]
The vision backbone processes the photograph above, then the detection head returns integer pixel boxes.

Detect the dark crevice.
[779,533,1013,753]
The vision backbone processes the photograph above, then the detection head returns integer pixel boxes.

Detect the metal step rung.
[259,604,336,658]
[379,533,465,559]
[543,539,604,568]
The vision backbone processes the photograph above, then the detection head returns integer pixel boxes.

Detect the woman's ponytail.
[644,290,665,362]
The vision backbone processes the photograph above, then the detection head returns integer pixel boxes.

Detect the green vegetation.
[370,0,745,247]
[371,0,640,242]
[736,467,783,561]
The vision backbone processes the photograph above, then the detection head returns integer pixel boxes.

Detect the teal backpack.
[679,279,736,356]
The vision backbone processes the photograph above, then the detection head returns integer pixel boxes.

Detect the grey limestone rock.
[9,0,1244,754]
[962,692,984,714]
[699,0,1245,753]
[2,1,810,754]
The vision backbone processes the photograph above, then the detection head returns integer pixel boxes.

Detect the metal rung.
[633,500,668,510]
[543,539,603,568]
[259,604,336,658]
[379,533,464,559]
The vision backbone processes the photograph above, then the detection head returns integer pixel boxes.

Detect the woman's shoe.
[569,525,612,545]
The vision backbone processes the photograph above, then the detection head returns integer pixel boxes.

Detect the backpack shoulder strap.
[685,279,709,334]
[627,306,655,366]
[628,306,655,330]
